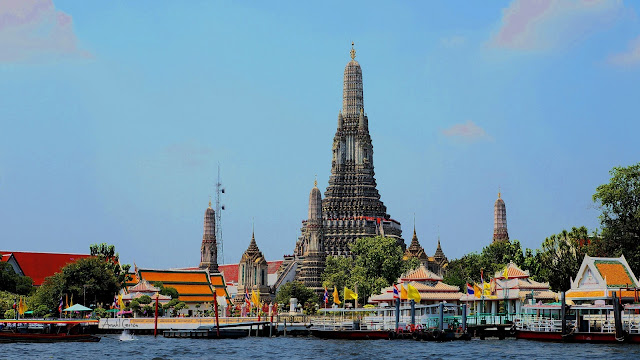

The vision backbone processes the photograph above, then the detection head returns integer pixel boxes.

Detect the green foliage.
[32,244,130,313]
[539,227,590,291]
[321,236,418,304]
[0,262,33,295]
[593,163,640,274]
[172,302,186,316]
[130,299,141,314]
[142,305,154,316]
[4,309,15,319]
[94,307,108,318]
[137,295,152,304]
[33,304,49,317]
[153,282,179,299]
[275,281,318,307]
[90,243,132,286]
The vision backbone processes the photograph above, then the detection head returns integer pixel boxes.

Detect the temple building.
[199,200,219,274]
[493,192,509,243]
[295,180,327,297]
[460,262,556,315]
[234,230,271,305]
[566,255,640,303]
[0,251,90,286]
[321,43,404,255]
[369,265,463,305]
[403,227,449,277]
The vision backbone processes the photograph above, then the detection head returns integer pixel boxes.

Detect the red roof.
[0,251,90,286]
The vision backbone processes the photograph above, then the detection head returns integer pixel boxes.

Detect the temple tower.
[297,180,326,296]
[199,200,219,273]
[404,226,428,262]
[322,43,404,255]
[493,192,509,243]
[235,229,270,304]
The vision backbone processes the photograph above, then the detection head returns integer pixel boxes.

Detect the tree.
[0,262,33,295]
[538,227,589,291]
[153,282,179,299]
[321,236,418,304]
[275,281,317,308]
[137,295,152,305]
[593,163,640,274]
[90,243,132,286]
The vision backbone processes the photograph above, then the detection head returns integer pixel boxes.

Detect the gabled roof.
[569,255,640,291]
[137,269,230,303]
[495,262,529,280]
[0,251,90,286]
[399,265,443,282]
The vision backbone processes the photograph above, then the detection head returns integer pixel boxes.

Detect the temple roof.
[399,264,443,282]
[494,262,530,279]
[404,228,427,260]
[240,231,267,265]
[137,268,230,303]
[0,251,91,286]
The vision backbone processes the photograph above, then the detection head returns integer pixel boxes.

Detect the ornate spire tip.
[350,42,356,60]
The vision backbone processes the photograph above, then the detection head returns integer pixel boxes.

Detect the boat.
[0,320,100,343]
[310,328,392,340]
[514,299,640,343]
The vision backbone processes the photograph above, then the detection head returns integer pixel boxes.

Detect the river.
[3,335,640,359]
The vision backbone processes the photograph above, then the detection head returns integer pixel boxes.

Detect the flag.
[480,269,484,285]
[333,287,341,305]
[393,284,400,299]
[323,287,329,304]
[503,266,509,279]
[13,298,17,310]
[407,284,421,303]
[70,294,74,307]
[466,283,474,295]
[251,290,260,307]
[58,297,64,313]
[483,282,491,296]
[18,297,26,315]
[473,283,482,298]
[118,294,124,310]
[244,289,251,307]
[400,284,408,300]
[112,295,117,309]
[273,302,278,314]
[65,294,69,309]
[344,287,358,301]
[490,278,496,294]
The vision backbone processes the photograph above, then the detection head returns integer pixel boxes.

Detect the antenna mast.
[216,164,225,264]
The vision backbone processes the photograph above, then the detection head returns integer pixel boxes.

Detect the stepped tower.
[199,200,218,273]
[297,180,326,296]
[322,43,404,255]
[493,192,509,243]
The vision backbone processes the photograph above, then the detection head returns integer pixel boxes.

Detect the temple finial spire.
[208,195,212,208]
[350,42,356,60]
[314,174,318,187]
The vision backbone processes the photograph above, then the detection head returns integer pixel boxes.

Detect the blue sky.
[1,0,639,269]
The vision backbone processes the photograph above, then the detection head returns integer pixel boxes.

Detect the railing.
[272,260,297,290]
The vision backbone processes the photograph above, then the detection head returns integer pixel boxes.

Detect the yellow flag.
[344,287,358,300]
[18,297,26,315]
[118,294,124,310]
[503,266,509,279]
[333,286,341,305]
[483,282,491,296]
[400,284,408,300]
[407,284,421,303]
[473,283,482,298]
[251,290,260,307]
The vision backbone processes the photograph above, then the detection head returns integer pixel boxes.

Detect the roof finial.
[498,186,501,199]
[350,42,356,60]
[208,195,212,208]
[314,174,318,187]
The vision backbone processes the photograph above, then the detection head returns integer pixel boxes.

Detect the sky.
[1,0,639,270]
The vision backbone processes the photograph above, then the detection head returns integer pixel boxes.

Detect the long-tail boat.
[0,319,100,343]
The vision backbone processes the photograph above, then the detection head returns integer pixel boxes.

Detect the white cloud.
[442,121,491,143]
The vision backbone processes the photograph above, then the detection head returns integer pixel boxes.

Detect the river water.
[3,335,640,359]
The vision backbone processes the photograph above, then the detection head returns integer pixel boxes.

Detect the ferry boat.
[514,301,640,343]
[0,320,100,343]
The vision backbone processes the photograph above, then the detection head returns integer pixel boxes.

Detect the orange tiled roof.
[400,265,442,281]
[517,279,550,289]
[180,295,216,302]
[139,270,209,283]
[566,290,606,298]
[408,281,459,292]
[0,251,90,286]
[495,262,529,279]
[594,261,634,287]
[419,292,462,300]
[519,290,557,300]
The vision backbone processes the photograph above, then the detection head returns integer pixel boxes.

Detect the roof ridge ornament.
[350,42,356,60]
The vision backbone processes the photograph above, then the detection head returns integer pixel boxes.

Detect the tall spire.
[199,200,218,273]
[342,42,363,116]
[493,191,509,243]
